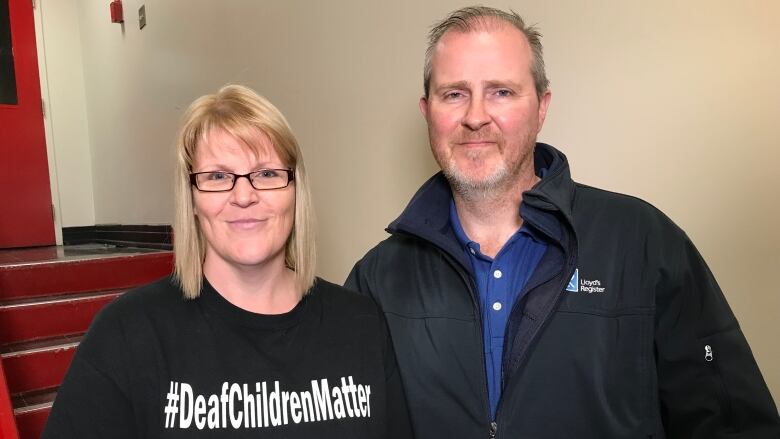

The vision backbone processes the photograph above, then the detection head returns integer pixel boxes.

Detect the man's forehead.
[435,20,528,52]
[429,25,533,84]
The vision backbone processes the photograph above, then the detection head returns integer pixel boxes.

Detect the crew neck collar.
[199,277,315,330]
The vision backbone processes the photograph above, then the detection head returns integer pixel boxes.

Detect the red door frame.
[0,0,55,248]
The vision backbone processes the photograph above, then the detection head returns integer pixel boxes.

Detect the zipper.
[491,226,578,437]
[702,342,733,426]
[391,196,579,438]
[491,266,561,428]
[446,247,574,439]
[439,249,494,436]
[489,421,498,438]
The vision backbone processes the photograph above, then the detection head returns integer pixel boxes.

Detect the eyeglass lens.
[194,170,290,191]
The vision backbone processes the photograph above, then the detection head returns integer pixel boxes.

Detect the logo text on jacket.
[566,269,606,294]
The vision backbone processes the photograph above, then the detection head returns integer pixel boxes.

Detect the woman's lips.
[227,218,265,230]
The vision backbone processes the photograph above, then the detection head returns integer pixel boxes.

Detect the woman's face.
[192,128,294,271]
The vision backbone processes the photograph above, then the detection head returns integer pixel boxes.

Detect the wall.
[38,0,94,227]
[59,0,779,399]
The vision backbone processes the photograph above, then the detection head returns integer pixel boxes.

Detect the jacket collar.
[387,143,577,267]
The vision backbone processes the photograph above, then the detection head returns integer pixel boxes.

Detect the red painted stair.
[9,389,56,439]
[0,290,123,345]
[2,336,81,395]
[0,251,172,300]
[0,246,173,439]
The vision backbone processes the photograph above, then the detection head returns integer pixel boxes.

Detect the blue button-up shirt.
[449,200,547,419]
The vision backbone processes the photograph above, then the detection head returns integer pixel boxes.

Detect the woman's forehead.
[196,127,280,164]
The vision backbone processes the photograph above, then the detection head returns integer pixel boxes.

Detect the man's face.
[420,24,551,194]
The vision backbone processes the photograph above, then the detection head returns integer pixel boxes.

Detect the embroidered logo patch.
[566,268,607,294]
[566,269,579,292]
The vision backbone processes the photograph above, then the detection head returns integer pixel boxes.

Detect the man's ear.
[537,89,552,132]
[419,95,429,119]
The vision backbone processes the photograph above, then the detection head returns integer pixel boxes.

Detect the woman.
[42,85,411,438]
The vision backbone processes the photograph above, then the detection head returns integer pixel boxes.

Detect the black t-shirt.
[42,276,411,438]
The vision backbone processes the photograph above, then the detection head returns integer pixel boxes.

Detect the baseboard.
[62,225,173,250]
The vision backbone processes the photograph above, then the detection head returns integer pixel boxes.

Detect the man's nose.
[463,97,490,131]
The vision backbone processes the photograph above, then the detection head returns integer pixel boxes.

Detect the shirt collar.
[448,197,547,256]
[449,199,475,250]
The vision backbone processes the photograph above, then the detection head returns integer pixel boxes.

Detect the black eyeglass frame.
[189,169,295,192]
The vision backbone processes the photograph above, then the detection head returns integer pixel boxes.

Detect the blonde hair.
[173,84,316,298]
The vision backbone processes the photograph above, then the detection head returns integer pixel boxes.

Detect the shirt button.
[493,269,502,279]
[492,302,502,311]
[469,247,476,255]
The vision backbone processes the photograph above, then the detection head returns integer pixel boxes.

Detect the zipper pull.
[489,421,497,438]
[705,344,714,362]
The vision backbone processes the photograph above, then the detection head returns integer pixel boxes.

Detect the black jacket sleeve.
[655,233,780,438]
[345,260,369,299]
[347,260,414,439]
[381,312,414,439]
[41,304,137,439]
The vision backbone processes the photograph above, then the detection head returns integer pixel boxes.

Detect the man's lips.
[457,140,497,146]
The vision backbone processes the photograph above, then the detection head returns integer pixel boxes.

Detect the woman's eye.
[259,169,279,178]
[208,172,230,181]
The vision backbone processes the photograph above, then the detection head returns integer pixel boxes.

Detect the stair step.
[0,246,170,437]
[0,289,123,345]
[12,388,55,439]
[0,360,19,439]
[0,251,172,300]
[1,336,81,395]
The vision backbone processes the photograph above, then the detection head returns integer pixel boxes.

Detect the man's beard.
[440,149,510,199]
[432,128,508,198]
[433,126,538,200]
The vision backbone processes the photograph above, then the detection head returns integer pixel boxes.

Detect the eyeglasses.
[189,169,295,192]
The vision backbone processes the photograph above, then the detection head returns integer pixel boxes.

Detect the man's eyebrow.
[483,79,523,89]
[433,80,525,92]
[434,80,470,91]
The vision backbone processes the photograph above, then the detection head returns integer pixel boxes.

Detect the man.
[346,6,780,439]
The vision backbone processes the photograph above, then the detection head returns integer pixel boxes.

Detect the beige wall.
[51,0,778,399]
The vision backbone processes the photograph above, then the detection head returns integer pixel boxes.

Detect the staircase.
[0,245,173,439]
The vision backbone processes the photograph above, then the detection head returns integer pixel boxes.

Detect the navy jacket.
[346,143,779,438]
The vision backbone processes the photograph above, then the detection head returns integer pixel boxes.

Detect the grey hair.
[423,6,549,99]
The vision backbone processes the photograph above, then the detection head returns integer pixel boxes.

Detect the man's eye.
[444,91,464,99]
[496,89,513,97]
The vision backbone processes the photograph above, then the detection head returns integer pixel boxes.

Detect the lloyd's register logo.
[565,269,606,294]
